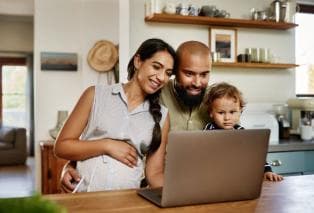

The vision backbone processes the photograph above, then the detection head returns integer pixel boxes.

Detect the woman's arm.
[54,86,138,166]
[145,113,170,188]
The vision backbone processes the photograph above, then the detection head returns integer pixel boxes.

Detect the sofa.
[0,126,27,166]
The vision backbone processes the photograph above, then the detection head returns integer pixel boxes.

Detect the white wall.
[34,0,118,191]
[0,17,33,52]
[0,0,33,53]
[0,0,34,16]
[129,0,296,104]
[297,0,314,4]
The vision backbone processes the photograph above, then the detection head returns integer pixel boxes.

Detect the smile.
[150,79,161,89]
[187,88,201,95]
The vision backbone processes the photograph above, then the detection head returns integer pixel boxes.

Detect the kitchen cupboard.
[267,151,314,176]
[304,151,314,175]
[145,13,298,69]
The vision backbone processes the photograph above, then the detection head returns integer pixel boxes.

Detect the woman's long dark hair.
[127,38,176,155]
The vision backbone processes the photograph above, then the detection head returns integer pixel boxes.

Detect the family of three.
[54,38,283,193]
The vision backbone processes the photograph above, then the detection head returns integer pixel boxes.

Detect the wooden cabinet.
[267,151,314,176]
[40,141,67,194]
[145,13,298,69]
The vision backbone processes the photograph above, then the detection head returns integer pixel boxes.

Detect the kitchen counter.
[44,175,314,213]
[268,135,314,152]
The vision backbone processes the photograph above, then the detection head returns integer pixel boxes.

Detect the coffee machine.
[287,98,314,135]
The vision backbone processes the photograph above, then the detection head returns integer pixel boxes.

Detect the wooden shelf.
[213,62,298,69]
[145,14,298,30]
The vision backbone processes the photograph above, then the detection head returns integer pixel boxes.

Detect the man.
[60,41,212,192]
[160,40,211,131]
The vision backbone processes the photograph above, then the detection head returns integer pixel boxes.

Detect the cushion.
[0,142,14,150]
[0,127,15,144]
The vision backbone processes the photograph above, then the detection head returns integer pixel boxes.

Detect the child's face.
[210,96,241,129]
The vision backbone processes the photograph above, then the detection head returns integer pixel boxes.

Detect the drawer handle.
[270,160,282,167]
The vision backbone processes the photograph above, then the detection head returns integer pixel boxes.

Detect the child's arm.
[263,162,283,181]
[264,171,284,181]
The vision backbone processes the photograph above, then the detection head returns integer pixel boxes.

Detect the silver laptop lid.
[161,129,270,207]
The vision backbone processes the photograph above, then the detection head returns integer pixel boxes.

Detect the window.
[2,65,27,127]
[295,4,314,96]
[0,57,28,128]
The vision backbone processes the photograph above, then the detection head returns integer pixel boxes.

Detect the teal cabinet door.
[267,152,305,175]
[304,151,314,174]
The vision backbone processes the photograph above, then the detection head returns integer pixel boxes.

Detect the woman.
[54,38,176,192]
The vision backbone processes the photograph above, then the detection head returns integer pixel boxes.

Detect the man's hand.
[60,162,81,193]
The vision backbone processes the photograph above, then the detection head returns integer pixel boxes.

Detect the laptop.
[137,129,270,207]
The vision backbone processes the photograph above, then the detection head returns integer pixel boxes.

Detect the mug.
[188,4,200,16]
[200,5,216,17]
[154,0,163,14]
[164,3,176,14]
[237,54,250,63]
[250,48,260,62]
[212,52,221,62]
[300,125,312,141]
[179,3,189,16]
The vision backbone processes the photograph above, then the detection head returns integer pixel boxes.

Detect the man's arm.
[60,161,81,193]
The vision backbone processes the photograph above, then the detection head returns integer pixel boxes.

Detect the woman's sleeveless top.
[76,84,168,192]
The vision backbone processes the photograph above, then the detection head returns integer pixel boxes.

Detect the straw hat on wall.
[87,40,118,72]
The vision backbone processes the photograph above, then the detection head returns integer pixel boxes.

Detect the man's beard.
[174,81,206,108]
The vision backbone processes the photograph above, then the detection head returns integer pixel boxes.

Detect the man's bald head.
[173,41,211,108]
[174,41,211,75]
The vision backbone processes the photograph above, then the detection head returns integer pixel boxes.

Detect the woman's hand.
[105,139,138,168]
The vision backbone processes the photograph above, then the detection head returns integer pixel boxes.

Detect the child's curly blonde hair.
[205,82,246,113]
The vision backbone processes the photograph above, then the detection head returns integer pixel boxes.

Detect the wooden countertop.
[44,175,314,213]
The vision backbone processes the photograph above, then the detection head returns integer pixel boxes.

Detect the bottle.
[271,0,282,22]
[145,0,151,17]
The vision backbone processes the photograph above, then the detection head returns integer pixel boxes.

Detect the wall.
[297,0,314,4]
[0,0,33,53]
[34,0,118,191]
[0,17,33,52]
[129,0,296,105]
[0,0,33,16]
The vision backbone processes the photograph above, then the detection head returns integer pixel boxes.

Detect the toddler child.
[204,82,283,181]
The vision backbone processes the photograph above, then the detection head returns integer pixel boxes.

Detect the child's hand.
[264,172,284,181]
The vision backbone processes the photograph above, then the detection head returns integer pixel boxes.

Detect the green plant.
[0,194,66,213]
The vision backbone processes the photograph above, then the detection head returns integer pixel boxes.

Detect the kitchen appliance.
[270,0,282,22]
[282,0,292,22]
[287,98,314,135]
[240,112,279,145]
[270,0,295,22]
[273,104,290,139]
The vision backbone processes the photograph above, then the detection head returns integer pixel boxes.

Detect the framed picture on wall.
[209,28,237,63]
[41,52,78,71]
